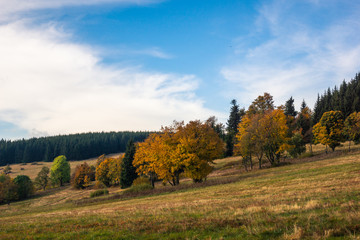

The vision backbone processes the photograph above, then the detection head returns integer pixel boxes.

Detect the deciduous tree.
[343,112,360,149]
[313,111,344,152]
[72,162,93,189]
[13,175,33,200]
[34,166,50,190]
[50,155,70,186]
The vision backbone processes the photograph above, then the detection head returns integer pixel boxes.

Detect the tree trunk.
[250,154,253,170]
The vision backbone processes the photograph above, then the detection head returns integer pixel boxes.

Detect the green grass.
[1,151,360,239]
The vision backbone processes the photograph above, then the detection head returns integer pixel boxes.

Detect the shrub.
[132,176,151,186]
[13,175,33,200]
[124,183,153,194]
[90,189,109,198]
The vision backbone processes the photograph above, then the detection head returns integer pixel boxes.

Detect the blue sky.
[1,0,360,140]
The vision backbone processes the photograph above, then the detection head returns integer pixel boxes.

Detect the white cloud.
[0,22,217,136]
[0,0,162,21]
[222,0,360,109]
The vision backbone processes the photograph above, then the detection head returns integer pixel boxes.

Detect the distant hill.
[0,131,151,166]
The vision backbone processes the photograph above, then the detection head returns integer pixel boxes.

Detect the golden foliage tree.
[344,112,360,149]
[95,157,123,187]
[133,120,225,186]
[313,111,344,152]
[235,94,289,168]
[71,162,93,189]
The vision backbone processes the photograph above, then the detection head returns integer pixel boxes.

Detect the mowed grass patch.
[0,153,360,239]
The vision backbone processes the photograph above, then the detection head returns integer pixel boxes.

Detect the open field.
[0,147,360,239]
[0,153,122,180]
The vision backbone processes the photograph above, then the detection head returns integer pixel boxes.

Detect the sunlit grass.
[1,149,360,239]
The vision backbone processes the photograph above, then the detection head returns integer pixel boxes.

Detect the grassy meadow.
[0,145,360,239]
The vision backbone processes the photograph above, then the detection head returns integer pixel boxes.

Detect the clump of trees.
[133,120,225,187]
[235,93,290,169]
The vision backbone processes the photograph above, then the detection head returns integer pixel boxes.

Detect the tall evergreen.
[226,99,244,156]
[120,139,137,188]
[284,96,297,117]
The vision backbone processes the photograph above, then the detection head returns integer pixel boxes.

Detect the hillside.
[0,147,359,239]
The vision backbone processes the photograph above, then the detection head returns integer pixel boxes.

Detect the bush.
[132,176,151,186]
[124,183,153,194]
[90,189,109,198]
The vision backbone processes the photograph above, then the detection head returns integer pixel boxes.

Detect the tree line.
[0,131,150,166]
[313,72,360,124]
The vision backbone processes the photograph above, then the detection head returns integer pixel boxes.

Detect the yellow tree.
[260,109,290,166]
[95,156,123,187]
[133,120,225,186]
[176,120,225,182]
[344,112,360,149]
[313,111,344,152]
[133,133,161,188]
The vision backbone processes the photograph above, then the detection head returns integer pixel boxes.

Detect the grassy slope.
[0,148,360,239]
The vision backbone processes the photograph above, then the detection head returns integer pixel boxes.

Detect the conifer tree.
[284,96,297,117]
[120,139,137,188]
[226,99,244,156]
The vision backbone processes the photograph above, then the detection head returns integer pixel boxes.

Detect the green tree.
[13,175,33,200]
[34,166,50,190]
[288,132,306,158]
[50,155,70,186]
[120,140,137,188]
[226,99,245,156]
[284,96,297,117]
[313,111,344,152]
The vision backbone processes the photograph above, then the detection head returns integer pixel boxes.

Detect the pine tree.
[225,99,241,156]
[284,96,297,117]
[120,139,137,188]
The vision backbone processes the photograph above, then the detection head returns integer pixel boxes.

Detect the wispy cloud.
[0,21,217,137]
[0,0,163,20]
[221,0,360,109]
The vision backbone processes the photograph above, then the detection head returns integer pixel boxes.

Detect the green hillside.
[0,149,360,239]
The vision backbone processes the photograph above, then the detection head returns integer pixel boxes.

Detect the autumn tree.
[34,166,50,190]
[50,155,70,186]
[134,120,225,186]
[343,112,360,149]
[95,156,123,187]
[13,175,33,200]
[0,174,18,204]
[133,134,159,188]
[247,92,274,115]
[72,162,93,189]
[177,120,225,182]
[313,111,344,152]
[120,140,137,188]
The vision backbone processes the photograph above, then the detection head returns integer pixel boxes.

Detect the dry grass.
[0,150,360,239]
[4,153,121,180]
